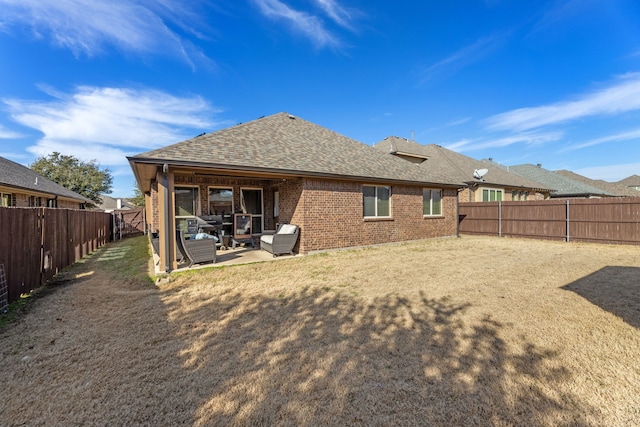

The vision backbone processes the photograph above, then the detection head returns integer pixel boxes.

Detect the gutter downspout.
[163,163,170,273]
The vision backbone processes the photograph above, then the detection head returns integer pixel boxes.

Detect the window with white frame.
[363,185,390,217]
[423,188,442,216]
[1,193,14,207]
[481,188,503,202]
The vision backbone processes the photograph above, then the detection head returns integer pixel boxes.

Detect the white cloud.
[420,32,509,85]
[485,72,640,132]
[0,124,23,139]
[252,0,349,48]
[575,162,640,182]
[446,131,563,152]
[4,85,222,166]
[314,0,354,29]
[0,0,209,64]
[562,127,640,151]
[446,117,472,127]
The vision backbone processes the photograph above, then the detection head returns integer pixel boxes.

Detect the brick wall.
[10,192,82,209]
[297,179,458,253]
[147,173,459,255]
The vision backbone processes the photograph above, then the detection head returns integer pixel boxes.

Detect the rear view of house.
[129,113,463,272]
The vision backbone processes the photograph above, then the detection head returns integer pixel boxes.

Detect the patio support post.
[158,164,177,272]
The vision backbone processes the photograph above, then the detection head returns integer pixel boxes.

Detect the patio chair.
[176,230,217,267]
[149,233,160,255]
[260,223,299,257]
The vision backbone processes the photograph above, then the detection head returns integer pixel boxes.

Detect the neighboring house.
[554,170,640,197]
[0,156,91,209]
[373,137,551,202]
[617,175,640,192]
[128,113,464,272]
[96,195,136,212]
[509,164,614,198]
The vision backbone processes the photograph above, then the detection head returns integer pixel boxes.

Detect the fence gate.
[112,208,146,240]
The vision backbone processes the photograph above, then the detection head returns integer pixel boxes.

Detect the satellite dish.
[473,168,489,180]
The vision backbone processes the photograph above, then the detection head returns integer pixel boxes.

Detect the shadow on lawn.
[562,266,640,329]
[164,285,596,426]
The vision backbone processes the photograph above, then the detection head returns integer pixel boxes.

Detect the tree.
[30,152,113,207]
[130,182,146,207]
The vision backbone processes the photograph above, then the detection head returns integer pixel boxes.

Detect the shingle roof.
[554,170,640,197]
[509,164,614,197]
[373,137,550,190]
[0,156,91,203]
[617,174,640,187]
[130,113,461,186]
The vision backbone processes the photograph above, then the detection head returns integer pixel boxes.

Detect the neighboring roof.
[509,164,614,197]
[617,174,640,187]
[129,113,462,188]
[374,137,551,191]
[97,195,136,211]
[554,170,640,197]
[0,156,91,203]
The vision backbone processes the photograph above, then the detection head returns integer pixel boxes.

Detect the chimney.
[536,163,542,168]
[116,199,122,209]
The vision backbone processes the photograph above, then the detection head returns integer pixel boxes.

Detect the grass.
[0,236,154,331]
[1,235,639,426]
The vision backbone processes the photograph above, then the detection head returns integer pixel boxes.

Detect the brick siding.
[148,173,459,255]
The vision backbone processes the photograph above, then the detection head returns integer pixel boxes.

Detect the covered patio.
[151,241,300,274]
[136,161,304,273]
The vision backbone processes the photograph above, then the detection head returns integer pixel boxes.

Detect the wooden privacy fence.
[0,207,111,305]
[459,198,640,245]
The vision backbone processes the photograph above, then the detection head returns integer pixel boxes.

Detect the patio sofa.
[260,224,299,257]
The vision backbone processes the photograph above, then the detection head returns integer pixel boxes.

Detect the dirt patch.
[1,235,639,426]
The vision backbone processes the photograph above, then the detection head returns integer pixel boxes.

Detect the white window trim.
[363,185,392,218]
[423,188,442,217]
[480,187,503,202]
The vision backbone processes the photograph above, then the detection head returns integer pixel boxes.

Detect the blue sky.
[1,0,639,197]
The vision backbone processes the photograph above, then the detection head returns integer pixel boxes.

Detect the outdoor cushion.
[260,234,274,244]
[279,224,297,234]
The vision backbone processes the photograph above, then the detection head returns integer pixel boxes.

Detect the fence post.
[498,201,502,237]
[566,199,570,242]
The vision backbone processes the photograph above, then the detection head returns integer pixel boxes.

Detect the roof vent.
[288,114,296,119]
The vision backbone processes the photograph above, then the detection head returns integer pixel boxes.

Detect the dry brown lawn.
[1,235,639,426]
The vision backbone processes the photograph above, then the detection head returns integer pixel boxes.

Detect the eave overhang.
[128,156,463,192]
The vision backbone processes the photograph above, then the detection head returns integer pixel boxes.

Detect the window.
[208,187,233,216]
[29,196,42,207]
[1,193,14,207]
[175,187,199,216]
[363,185,390,217]
[241,188,263,234]
[423,189,442,216]
[481,188,503,202]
